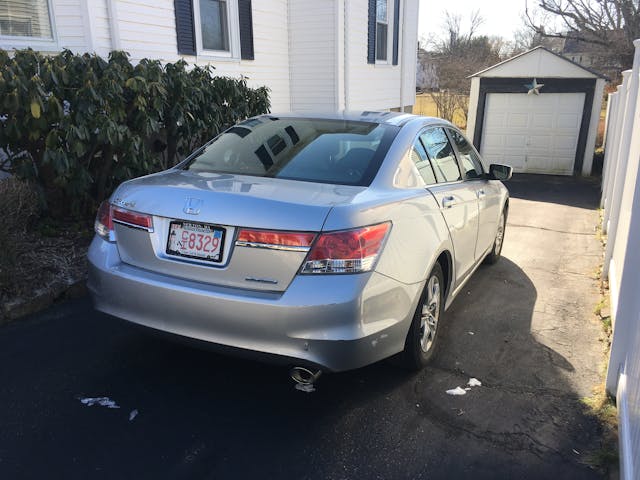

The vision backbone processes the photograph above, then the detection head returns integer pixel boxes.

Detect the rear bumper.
[87,237,422,372]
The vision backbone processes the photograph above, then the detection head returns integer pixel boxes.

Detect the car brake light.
[94,201,113,239]
[236,229,316,251]
[301,222,391,274]
[94,202,153,240]
[112,207,153,231]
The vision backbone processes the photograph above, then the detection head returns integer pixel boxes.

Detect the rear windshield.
[181,117,399,186]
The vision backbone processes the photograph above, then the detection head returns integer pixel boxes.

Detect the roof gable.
[471,46,606,79]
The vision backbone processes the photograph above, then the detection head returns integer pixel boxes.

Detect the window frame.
[417,126,463,185]
[444,127,487,181]
[193,0,241,60]
[375,0,392,64]
[0,0,58,51]
[410,136,438,186]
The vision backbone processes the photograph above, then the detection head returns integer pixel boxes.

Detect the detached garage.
[466,47,607,176]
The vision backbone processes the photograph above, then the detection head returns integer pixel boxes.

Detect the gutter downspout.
[107,0,121,51]
[343,0,349,111]
[398,0,405,112]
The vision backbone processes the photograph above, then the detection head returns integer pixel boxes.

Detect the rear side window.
[419,128,461,183]
[410,139,437,185]
[182,117,399,186]
[448,128,485,180]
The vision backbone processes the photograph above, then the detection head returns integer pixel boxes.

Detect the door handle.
[477,189,486,198]
[442,196,456,209]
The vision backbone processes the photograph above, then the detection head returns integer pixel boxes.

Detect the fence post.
[603,64,639,277]
[601,92,619,210]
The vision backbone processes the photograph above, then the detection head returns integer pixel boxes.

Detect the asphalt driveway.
[0,174,607,479]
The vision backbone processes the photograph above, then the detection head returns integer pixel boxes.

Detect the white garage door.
[480,92,585,175]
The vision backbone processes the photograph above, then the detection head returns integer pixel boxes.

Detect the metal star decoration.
[525,78,544,95]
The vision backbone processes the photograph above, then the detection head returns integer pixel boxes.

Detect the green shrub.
[0,49,270,219]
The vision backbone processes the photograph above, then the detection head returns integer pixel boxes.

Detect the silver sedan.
[88,112,511,378]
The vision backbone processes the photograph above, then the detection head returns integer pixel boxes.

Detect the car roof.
[259,111,453,129]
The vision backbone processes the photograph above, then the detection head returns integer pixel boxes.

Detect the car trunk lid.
[110,170,366,292]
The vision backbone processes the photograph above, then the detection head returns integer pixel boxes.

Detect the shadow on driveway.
[0,254,605,479]
[505,173,601,210]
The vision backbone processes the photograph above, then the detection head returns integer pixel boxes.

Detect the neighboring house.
[416,48,438,91]
[535,31,624,81]
[0,0,419,113]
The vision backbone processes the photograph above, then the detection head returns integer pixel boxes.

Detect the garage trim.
[472,77,596,175]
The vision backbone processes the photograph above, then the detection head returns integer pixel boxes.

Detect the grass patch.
[579,236,618,474]
[581,383,618,473]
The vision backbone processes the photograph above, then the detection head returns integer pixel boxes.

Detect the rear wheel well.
[436,251,452,301]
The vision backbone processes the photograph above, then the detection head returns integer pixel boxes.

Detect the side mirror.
[489,164,513,181]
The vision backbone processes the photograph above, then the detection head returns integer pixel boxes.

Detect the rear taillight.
[94,201,153,241]
[301,222,391,274]
[236,229,316,252]
[112,207,153,231]
[94,201,113,240]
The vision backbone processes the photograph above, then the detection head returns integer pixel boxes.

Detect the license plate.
[166,221,226,263]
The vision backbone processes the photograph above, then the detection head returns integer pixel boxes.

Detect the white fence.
[601,39,640,480]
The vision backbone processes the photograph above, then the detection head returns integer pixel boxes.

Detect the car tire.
[400,262,445,371]
[484,208,507,265]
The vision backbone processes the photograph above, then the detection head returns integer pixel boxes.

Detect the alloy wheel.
[495,212,505,254]
[419,275,440,353]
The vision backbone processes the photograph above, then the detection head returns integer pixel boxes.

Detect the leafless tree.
[510,22,539,54]
[525,0,640,69]
[432,11,503,92]
[429,90,459,123]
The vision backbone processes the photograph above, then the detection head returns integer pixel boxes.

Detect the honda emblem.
[183,197,203,215]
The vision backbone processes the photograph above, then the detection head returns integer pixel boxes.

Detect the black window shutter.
[392,0,400,65]
[174,0,196,55]
[367,0,376,64]
[238,0,255,60]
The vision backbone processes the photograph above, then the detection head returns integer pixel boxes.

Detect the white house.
[0,0,419,113]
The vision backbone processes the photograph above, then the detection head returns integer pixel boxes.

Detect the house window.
[193,0,239,57]
[0,0,53,40]
[199,0,229,52]
[175,0,254,60]
[375,0,388,61]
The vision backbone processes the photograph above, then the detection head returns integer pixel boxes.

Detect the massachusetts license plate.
[166,221,226,263]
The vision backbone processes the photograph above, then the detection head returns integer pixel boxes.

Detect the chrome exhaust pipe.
[290,366,322,386]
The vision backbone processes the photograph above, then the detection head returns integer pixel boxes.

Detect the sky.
[418,0,529,44]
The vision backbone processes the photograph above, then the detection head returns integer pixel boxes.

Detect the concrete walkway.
[0,174,608,479]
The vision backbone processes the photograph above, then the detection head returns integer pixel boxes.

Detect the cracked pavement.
[0,174,607,479]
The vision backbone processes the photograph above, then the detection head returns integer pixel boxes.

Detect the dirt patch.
[0,227,91,323]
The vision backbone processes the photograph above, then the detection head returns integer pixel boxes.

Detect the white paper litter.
[129,409,139,421]
[467,378,482,387]
[467,331,475,335]
[295,383,316,393]
[78,397,120,409]
[446,387,467,396]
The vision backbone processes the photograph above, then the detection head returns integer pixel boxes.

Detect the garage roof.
[470,46,608,80]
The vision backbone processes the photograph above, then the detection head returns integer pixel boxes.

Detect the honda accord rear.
[87,112,510,372]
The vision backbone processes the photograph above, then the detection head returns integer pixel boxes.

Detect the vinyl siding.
[90,0,113,56]
[53,0,88,50]
[289,0,336,112]
[2,0,419,113]
[114,0,291,112]
[344,0,417,111]
[400,0,418,107]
